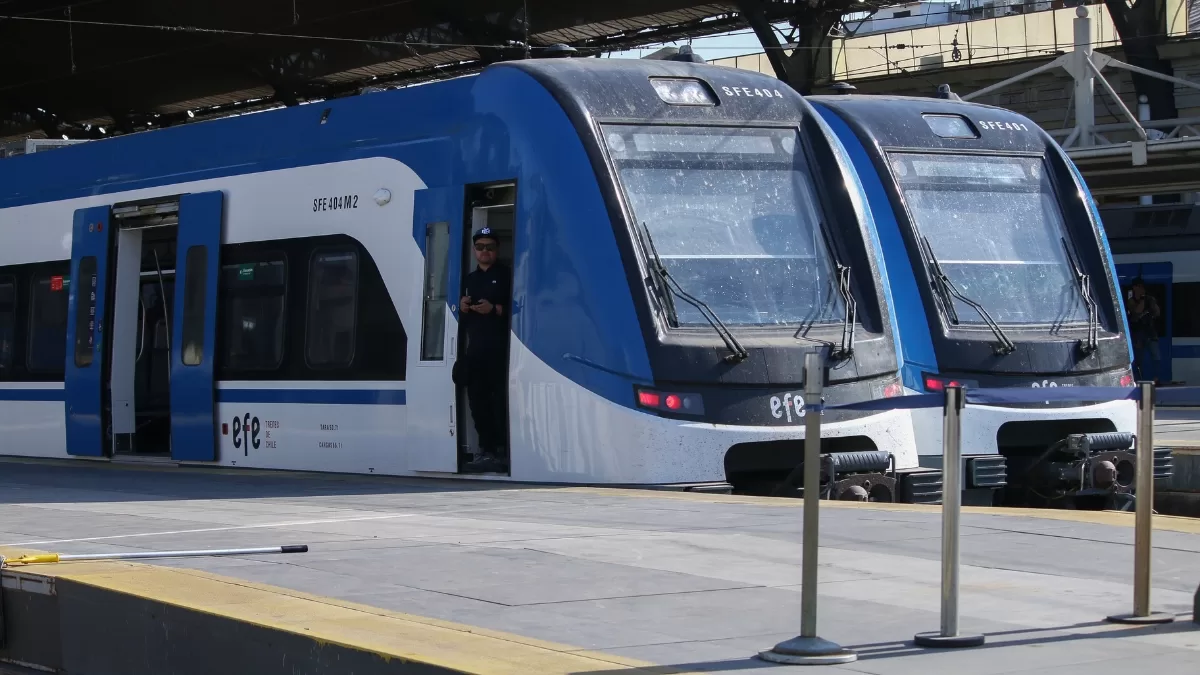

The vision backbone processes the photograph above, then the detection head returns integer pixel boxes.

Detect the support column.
[1074,6,1096,148]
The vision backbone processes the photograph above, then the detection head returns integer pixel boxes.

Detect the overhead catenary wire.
[0,4,1171,54]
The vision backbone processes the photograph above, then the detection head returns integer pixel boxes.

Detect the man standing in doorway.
[1127,278,1161,383]
[459,227,511,472]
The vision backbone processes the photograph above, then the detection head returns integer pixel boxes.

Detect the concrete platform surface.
[1157,408,1200,447]
[2,458,1199,674]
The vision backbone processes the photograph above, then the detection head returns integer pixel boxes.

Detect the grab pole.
[1107,380,1174,625]
[759,352,857,666]
[915,385,984,648]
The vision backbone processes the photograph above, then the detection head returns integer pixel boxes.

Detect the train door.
[66,193,223,461]
[1116,262,1172,383]
[408,187,462,473]
[169,192,224,461]
[456,183,516,475]
[65,206,114,457]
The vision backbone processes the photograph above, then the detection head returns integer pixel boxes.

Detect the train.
[811,93,1170,508]
[1101,202,1200,389]
[0,55,1164,507]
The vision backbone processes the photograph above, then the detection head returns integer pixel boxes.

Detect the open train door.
[65,206,114,457]
[407,186,462,473]
[169,191,224,461]
[1116,261,1172,383]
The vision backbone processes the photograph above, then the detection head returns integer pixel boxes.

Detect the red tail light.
[1120,373,1134,387]
[883,382,903,398]
[922,373,976,392]
[638,391,661,407]
[636,388,704,415]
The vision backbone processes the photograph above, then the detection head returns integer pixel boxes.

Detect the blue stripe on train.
[0,388,405,404]
[216,388,406,405]
[1171,345,1200,359]
[0,389,66,401]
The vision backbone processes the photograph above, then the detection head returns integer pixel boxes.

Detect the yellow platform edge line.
[0,548,680,675]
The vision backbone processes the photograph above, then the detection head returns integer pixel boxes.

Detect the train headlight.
[649,78,717,106]
[636,387,704,415]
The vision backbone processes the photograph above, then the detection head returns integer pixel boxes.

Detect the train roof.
[0,58,803,210]
[809,94,1052,154]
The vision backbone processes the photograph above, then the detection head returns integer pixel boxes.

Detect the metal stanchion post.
[759,352,857,666]
[1193,582,1198,624]
[1107,381,1174,625]
[915,385,984,648]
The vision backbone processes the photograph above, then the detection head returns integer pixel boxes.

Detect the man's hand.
[473,299,494,315]
[460,296,472,313]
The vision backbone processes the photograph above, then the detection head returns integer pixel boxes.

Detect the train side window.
[74,256,98,367]
[0,276,15,378]
[306,249,358,368]
[420,221,450,361]
[28,274,70,374]
[219,259,287,371]
[1172,282,1200,338]
[180,246,208,366]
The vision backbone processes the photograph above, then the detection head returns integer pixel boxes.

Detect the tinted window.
[1172,282,1200,338]
[181,246,208,367]
[220,259,287,371]
[306,250,358,367]
[605,124,845,327]
[28,275,70,373]
[420,222,450,360]
[74,257,98,367]
[0,277,14,378]
[891,153,1088,326]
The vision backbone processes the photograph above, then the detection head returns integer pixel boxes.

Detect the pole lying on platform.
[1107,381,1174,625]
[1,545,308,567]
[759,352,857,666]
[915,386,984,648]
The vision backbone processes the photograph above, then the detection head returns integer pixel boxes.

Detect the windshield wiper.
[641,224,749,364]
[830,262,856,361]
[919,235,1015,356]
[1061,237,1099,356]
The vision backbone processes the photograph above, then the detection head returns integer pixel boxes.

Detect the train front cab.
[455,60,941,500]
[812,95,1158,508]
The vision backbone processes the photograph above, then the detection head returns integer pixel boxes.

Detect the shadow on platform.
[0,457,567,504]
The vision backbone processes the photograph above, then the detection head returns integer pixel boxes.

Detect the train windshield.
[603,124,844,327]
[890,153,1088,326]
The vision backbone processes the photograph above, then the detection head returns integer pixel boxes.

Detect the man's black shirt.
[462,262,511,358]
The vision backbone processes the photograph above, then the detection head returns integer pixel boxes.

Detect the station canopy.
[0,0,895,145]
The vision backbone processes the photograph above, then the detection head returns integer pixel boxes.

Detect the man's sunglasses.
[474,243,498,252]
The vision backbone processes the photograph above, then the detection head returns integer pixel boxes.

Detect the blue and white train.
[812,93,1167,508]
[1101,202,1200,388]
[0,57,1161,506]
[0,58,940,500]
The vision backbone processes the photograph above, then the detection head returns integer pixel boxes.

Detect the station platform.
[1157,408,1200,447]
[1,458,1198,674]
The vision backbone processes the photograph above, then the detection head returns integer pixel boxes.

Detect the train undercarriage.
[727,433,1173,510]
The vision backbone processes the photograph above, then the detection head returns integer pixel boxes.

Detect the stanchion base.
[1105,612,1175,625]
[758,636,858,665]
[913,631,986,648]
